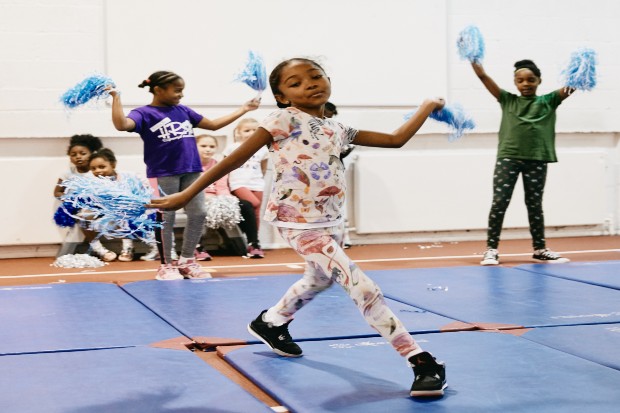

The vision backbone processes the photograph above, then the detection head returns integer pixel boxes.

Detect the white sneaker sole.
[155,274,184,281]
[533,258,570,264]
[410,383,448,397]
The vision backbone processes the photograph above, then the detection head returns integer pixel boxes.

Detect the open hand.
[146,193,190,211]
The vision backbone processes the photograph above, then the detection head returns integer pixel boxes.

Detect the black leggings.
[237,199,259,245]
[486,158,548,250]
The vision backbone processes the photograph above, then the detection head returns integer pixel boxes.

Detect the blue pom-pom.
[457,25,485,63]
[53,202,78,228]
[405,103,475,141]
[59,174,161,242]
[60,74,115,109]
[561,48,597,91]
[234,51,267,94]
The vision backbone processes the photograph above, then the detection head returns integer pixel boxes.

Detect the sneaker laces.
[537,249,560,259]
[272,321,294,342]
[483,249,498,259]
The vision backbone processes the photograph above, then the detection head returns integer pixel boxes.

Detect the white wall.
[1,0,619,256]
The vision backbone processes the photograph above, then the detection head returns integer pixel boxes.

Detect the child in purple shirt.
[109,70,259,280]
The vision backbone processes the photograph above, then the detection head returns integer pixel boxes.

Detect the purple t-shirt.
[127,104,204,178]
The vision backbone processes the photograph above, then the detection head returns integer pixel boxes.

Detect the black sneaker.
[409,351,447,397]
[247,310,302,357]
[533,249,570,263]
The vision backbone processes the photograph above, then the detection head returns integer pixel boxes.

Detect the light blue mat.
[0,346,272,413]
[224,331,620,413]
[516,260,620,290]
[0,283,184,355]
[123,275,470,348]
[370,266,620,328]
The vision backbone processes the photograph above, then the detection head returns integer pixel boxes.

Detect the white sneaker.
[90,241,117,262]
[118,247,134,262]
[155,264,183,281]
[177,258,212,279]
[170,249,179,261]
[140,246,160,261]
[480,249,499,266]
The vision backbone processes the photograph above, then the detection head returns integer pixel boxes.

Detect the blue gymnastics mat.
[369,266,620,328]
[0,283,184,355]
[222,331,620,413]
[122,275,471,349]
[515,261,620,290]
[0,346,272,413]
[519,323,620,371]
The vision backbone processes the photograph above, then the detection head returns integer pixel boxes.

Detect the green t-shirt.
[497,89,563,162]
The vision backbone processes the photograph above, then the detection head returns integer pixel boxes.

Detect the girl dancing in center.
[149,58,447,397]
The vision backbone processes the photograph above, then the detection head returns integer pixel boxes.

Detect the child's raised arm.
[109,89,136,132]
[196,99,260,131]
[352,98,444,148]
[148,128,272,210]
[471,62,501,100]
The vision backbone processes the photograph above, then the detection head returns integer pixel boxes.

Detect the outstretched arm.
[471,62,501,100]
[109,90,136,132]
[196,98,260,130]
[352,98,444,148]
[148,128,272,210]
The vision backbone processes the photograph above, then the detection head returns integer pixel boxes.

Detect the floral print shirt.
[260,107,358,228]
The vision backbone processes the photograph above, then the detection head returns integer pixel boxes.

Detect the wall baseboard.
[0,225,610,259]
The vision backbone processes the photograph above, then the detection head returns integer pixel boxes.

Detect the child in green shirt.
[470,59,575,265]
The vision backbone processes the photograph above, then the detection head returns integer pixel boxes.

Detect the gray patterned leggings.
[151,173,206,263]
[487,158,548,250]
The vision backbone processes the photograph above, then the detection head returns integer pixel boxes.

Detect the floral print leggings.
[487,158,548,250]
[264,223,420,358]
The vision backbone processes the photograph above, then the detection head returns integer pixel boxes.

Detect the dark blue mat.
[0,346,272,413]
[369,266,620,328]
[520,323,620,370]
[0,283,183,355]
[123,275,469,348]
[515,261,620,290]
[223,331,620,413]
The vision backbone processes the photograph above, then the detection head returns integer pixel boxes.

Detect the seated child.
[87,148,158,261]
[197,134,264,258]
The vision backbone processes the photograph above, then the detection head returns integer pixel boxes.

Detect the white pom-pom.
[204,195,243,229]
[51,254,107,268]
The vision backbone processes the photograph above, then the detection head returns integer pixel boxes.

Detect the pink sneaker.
[194,249,212,261]
[155,264,183,281]
[247,244,265,258]
[178,258,212,279]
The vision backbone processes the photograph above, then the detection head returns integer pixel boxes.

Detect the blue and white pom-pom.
[560,48,597,91]
[405,103,475,141]
[204,195,243,229]
[60,74,115,109]
[234,50,267,97]
[59,174,161,242]
[456,25,485,63]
